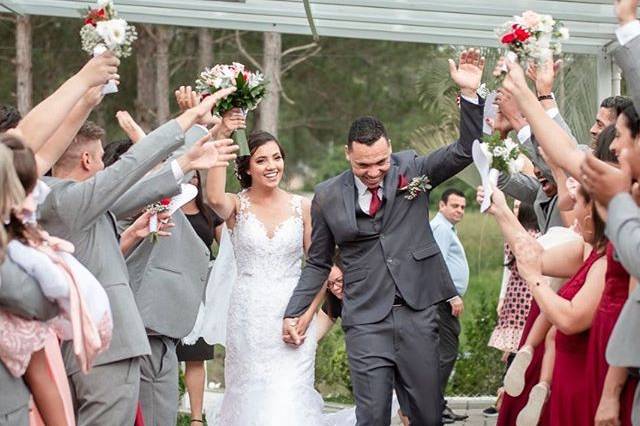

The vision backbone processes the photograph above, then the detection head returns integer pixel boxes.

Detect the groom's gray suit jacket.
[285,97,483,326]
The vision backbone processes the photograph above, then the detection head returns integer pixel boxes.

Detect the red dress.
[548,248,605,426]
[586,243,637,425]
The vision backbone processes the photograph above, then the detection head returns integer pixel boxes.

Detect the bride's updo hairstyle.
[234,131,286,189]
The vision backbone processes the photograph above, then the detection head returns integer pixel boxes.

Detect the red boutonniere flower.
[160,197,171,207]
[397,174,409,190]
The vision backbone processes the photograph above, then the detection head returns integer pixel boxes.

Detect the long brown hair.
[0,144,24,261]
[0,134,43,245]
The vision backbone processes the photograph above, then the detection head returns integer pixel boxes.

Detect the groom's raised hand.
[282,317,305,347]
[448,48,485,99]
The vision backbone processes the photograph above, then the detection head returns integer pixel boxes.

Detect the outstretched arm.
[417,49,484,187]
[35,87,104,176]
[19,54,119,153]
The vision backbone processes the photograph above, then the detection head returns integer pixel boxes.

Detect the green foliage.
[449,285,504,396]
[315,321,353,402]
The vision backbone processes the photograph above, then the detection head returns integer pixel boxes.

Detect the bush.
[449,286,504,396]
[315,321,353,403]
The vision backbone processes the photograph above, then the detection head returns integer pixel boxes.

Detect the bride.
[205,110,327,425]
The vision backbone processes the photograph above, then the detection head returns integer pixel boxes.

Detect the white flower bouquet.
[80,0,137,94]
[196,63,267,156]
[472,133,524,213]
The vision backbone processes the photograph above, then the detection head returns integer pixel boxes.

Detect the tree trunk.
[15,15,32,115]
[257,32,281,136]
[135,24,157,132]
[198,28,214,71]
[155,26,173,126]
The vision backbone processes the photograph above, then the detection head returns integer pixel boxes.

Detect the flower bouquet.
[495,11,569,79]
[472,133,524,213]
[195,62,267,156]
[146,198,171,243]
[80,0,137,94]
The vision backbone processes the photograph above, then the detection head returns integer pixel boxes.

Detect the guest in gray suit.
[36,89,235,426]
[125,168,228,426]
[283,49,485,426]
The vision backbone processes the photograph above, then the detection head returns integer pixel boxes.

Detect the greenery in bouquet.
[80,0,137,58]
[481,131,523,175]
[195,62,267,116]
[196,63,267,155]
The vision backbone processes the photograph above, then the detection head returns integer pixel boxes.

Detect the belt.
[392,296,406,307]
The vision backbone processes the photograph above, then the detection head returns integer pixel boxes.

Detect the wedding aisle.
[180,391,498,426]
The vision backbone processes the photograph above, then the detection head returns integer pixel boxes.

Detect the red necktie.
[368,187,382,216]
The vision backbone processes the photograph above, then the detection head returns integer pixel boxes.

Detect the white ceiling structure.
[0,0,629,101]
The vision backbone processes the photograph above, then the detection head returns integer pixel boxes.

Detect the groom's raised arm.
[416,96,484,188]
[284,193,335,319]
[416,48,485,188]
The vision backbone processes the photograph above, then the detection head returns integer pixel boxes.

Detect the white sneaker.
[504,346,533,397]
[516,382,550,426]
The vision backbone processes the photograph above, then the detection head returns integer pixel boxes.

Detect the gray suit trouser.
[344,305,442,426]
[69,357,140,426]
[139,335,179,426]
[0,407,28,426]
[437,302,460,410]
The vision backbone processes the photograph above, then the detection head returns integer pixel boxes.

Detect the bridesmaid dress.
[548,248,604,426]
[586,243,637,425]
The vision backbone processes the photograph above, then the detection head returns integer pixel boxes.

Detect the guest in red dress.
[588,243,637,425]
[482,184,608,426]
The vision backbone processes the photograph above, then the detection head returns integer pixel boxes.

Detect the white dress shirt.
[354,176,383,216]
[616,20,640,46]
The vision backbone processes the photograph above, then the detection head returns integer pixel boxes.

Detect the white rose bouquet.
[80,0,137,94]
[196,63,267,156]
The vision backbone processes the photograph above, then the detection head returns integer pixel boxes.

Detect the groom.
[283,49,485,426]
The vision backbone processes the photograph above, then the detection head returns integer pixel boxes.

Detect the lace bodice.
[230,191,304,280]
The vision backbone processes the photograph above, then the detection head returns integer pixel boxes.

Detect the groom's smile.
[346,136,392,189]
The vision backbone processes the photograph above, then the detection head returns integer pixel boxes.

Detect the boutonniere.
[397,174,432,200]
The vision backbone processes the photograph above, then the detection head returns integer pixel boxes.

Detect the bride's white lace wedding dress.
[216,191,326,425]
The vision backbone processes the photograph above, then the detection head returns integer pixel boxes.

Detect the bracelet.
[537,93,555,101]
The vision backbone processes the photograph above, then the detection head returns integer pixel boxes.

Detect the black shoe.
[443,405,469,422]
[482,406,499,417]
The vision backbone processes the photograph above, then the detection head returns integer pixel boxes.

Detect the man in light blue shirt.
[430,188,469,424]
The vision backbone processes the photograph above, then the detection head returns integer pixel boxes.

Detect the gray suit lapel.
[381,164,399,229]
[342,171,358,233]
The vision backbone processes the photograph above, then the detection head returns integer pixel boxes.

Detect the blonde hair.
[0,144,25,261]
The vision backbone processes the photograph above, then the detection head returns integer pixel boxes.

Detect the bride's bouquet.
[80,0,137,94]
[195,63,267,156]
[495,11,569,79]
[473,133,524,213]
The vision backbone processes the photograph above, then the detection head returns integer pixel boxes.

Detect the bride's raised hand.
[214,108,246,139]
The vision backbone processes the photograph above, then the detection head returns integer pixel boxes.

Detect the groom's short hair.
[347,116,388,149]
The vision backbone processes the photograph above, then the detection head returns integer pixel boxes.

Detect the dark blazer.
[285,97,483,326]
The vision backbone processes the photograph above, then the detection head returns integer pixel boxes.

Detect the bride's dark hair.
[234,131,286,189]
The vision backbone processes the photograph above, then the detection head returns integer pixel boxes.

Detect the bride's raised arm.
[206,109,246,222]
